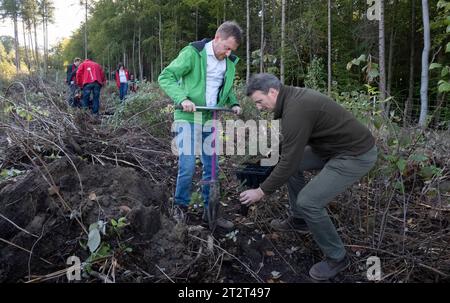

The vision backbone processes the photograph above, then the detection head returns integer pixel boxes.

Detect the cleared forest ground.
[0,76,449,283]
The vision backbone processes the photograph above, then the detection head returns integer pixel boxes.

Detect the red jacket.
[76,59,106,88]
[115,69,130,89]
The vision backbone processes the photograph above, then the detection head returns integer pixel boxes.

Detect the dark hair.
[74,57,81,63]
[216,21,243,45]
[246,73,281,96]
[118,63,124,69]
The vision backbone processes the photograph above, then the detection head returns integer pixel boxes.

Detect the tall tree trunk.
[44,14,49,74]
[246,0,250,83]
[386,0,398,114]
[386,28,396,114]
[280,0,286,84]
[379,0,387,108]
[33,19,40,69]
[195,5,199,41]
[42,15,47,75]
[123,45,126,67]
[158,5,163,73]
[404,0,416,126]
[28,26,35,69]
[84,0,88,59]
[327,0,331,96]
[138,25,143,81]
[132,27,136,75]
[13,14,20,73]
[22,21,30,70]
[260,0,264,73]
[107,45,111,81]
[419,0,430,128]
[223,0,226,22]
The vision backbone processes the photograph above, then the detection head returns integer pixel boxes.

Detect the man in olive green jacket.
[158,21,242,230]
[240,73,377,281]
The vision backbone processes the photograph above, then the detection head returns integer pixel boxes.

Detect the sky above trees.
[0,0,83,48]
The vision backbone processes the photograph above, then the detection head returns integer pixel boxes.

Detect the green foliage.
[106,82,172,136]
[347,54,379,84]
[251,49,279,74]
[304,56,326,93]
[430,0,450,93]
[0,168,25,180]
[82,216,132,273]
[335,86,379,127]
[190,191,205,209]
[0,39,18,85]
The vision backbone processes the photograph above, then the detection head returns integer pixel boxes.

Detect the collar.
[274,85,287,119]
[205,40,215,57]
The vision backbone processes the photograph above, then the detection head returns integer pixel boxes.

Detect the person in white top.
[115,63,129,101]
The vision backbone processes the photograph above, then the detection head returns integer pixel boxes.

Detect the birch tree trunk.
[404,0,415,126]
[419,0,430,128]
[260,0,264,73]
[246,0,250,83]
[379,0,387,108]
[280,0,286,84]
[13,13,20,72]
[327,0,331,95]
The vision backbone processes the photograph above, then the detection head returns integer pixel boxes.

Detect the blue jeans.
[119,83,128,101]
[82,82,101,114]
[174,122,219,207]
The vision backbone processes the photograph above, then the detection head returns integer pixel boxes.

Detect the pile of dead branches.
[0,76,177,185]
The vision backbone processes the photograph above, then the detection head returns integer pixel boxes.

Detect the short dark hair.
[216,21,243,45]
[246,73,281,96]
[74,57,81,63]
[118,63,124,69]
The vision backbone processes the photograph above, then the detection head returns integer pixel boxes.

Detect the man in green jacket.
[239,73,377,281]
[158,21,242,230]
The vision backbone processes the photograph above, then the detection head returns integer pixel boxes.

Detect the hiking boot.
[202,211,234,230]
[309,255,350,281]
[270,217,310,234]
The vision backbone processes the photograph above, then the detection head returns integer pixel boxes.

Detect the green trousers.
[287,145,377,261]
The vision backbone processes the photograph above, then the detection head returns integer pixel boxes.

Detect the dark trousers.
[287,145,377,260]
[68,83,78,107]
[82,82,101,114]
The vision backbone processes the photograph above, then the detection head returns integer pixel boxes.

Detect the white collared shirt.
[119,70,127,83]
[205,41,226,107]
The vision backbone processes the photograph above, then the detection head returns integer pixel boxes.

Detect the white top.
[119,70,127,83]
[205,41,226,107]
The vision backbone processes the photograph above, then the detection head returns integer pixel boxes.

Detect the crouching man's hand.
[240,187,265,205]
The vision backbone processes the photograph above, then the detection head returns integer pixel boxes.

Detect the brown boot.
[270,217,310,234]
[309,255,350,281]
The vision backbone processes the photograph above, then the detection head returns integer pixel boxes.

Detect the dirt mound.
[0,157,177,282]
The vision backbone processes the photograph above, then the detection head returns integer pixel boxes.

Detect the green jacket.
[158,38,240,124]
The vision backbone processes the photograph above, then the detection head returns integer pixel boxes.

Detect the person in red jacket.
[115,63,129,101]
[76,58,106,115]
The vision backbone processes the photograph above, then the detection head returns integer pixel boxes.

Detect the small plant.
[111,217,128,236]
[0,168,25,180]
[190,191,204,209]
